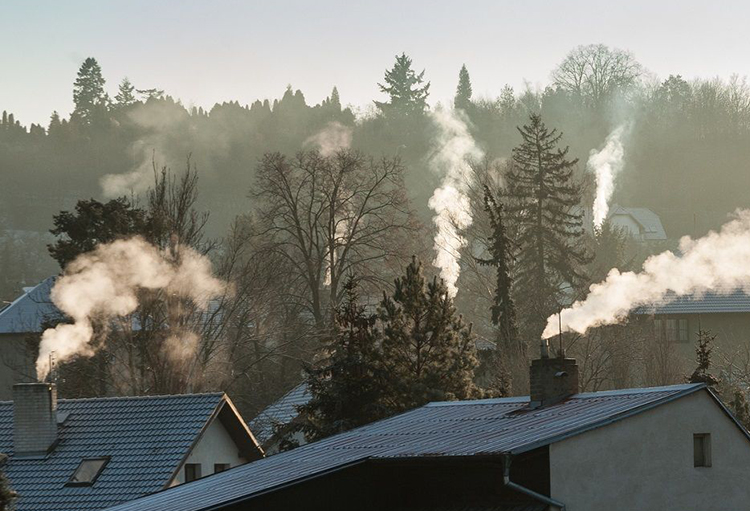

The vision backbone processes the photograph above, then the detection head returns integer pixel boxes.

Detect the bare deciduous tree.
[551,44,642,107]
[251,150,418,330]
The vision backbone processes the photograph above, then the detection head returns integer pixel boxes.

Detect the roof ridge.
[426,383,703,407]
[0,391,225,405]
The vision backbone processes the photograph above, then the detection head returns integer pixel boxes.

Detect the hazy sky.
[3,0,750,126]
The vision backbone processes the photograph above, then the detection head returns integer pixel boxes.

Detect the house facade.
[105,350,750,511]
[0,383,263,511]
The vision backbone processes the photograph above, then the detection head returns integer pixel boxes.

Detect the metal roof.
[0,393,228,511]
[105,383,706,511]
[636,287,750,315]
[0,277,61,334]
[248,383,310,445]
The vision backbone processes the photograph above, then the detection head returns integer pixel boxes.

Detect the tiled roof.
[248,383,310,445]
[105,383,709,511]
[636,287,750,315]
[0,277,61,334]
[0,393,226,511]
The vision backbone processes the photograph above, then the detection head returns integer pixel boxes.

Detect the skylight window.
[66,457,110,486]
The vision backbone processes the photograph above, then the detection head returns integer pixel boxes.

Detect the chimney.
[529,339,579,407]
[13,383,58,457]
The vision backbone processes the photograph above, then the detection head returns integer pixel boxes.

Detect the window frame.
[694,433,712,468]
[65,457,110,487]
[184,463,202,482]
[214,463,231,474]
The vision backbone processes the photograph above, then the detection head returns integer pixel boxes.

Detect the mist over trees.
[6,45,750,431]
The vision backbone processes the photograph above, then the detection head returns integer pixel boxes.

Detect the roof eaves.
[509,383,706,455]
[704,386,750,444]
[202,457,370,511]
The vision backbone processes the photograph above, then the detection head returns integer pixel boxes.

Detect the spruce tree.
[296,276,384,441]
[72,57,109,126]
[477,186,519,349]
[505,114,590,339]
[454,64,473,111]
[329,86,341,111]
[114,77,137,108]
[378,257,480,414]
[375,53,430,117]
[688,330,719,387]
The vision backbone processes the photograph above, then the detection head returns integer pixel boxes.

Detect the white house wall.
[171,416,246,485]
[549,390,750,511]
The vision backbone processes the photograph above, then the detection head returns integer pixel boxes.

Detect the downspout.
[503,454,566,511]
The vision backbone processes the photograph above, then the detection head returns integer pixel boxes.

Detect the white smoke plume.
[589,124,629,229]
[542,209,750,339]
[427,109,484,297]
[304,121,353,156]
[37,236,225,379]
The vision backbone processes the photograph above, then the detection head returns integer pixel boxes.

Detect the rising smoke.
[304,121,353,156]
[427,109,484,298]
[542,209,750,339]
[589,124,629,229]
[37,236,225,380]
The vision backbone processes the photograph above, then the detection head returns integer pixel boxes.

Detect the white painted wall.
[550,390,750,511]
[170,417,246,486]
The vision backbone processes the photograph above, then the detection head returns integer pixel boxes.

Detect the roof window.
[66,457,110,486]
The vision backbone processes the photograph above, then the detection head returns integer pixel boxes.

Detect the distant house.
[0,277,59,399]
[249,382,310,455]
[105,351,750,511]
[580,204,667,241]
[0,383,263,511]
[607,205,667,241]
[634,286,750,377]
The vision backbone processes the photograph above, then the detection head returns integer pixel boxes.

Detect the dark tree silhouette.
[71,57,109,126]
[505,114,590,339]
[375,53,430,117]
[454,64,473,111]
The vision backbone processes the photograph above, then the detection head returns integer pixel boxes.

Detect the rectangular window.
[654,317,689,343]
[654,318,664,341]
[214,463,230,474]
[184,463,202,482]
[67,457,110,486]
[678,319,689,342]
[694,433,712,467]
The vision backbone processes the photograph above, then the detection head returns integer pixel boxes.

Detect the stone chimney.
[13,383,58,457]
[529,339,579,407]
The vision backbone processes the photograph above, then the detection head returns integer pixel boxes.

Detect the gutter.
[503,454,566,511]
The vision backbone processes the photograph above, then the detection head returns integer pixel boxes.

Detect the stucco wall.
[549,390,750,511]
[171,416,246,485]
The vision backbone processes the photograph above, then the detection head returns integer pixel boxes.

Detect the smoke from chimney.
[589,124,629,229]
[304,121,353,157]
[542,209,750,338]
[427,109,484,298]
[37,236,225,380]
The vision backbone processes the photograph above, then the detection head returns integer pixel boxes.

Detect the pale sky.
[2,0,749,126]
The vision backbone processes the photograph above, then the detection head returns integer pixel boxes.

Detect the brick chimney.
[13,383,58,457]
[529,339,579,407]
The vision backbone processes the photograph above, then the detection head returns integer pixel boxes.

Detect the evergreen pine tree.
[688,330,720,387]
[329,86,341,111]
[296,276,384,441]
[378,257,480,414]
[477,186,519,349]
[505,114,590,339]
[454,64,473,111]
[114,77,137,108]
[72,57,109,126]
[375,53,430,117]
